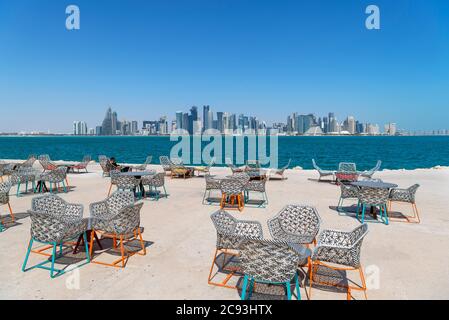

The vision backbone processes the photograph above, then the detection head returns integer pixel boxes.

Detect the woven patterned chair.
[239,238,311,300]
[388,184,420,223]
[9,167,38,197]
[357,186,390,225]
[159,156,173,175]
[22,194,90,278]
[0,162,14,182]
[208,210,263,288]
[38,167,68,194]
[337,184,360,214]
[99,157,113,177]
[268,205,321,246]
[0,182,13,232]
[312,159,335,181]
[359,160,381,179]
[115,175,141,199]
[17,155,37,169]
[336,162,358,184]
[107,170,120,196]
[309,224,369,300]
[244,179,268,207]
[202,174,222,205]
[38,154,57,172]
[133,156,153,171]
[141,172,167,200]
[220,179,245,211]
[71,155,91,173]
[89,191,146,268]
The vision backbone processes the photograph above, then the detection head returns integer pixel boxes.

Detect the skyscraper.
[217,112,224,133]
[176,111,183,130]
[202,105,210,132]
[101,108,113,135]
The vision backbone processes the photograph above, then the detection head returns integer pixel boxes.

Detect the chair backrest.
[31,194,83,220]
[372,160,382,171]
[42,167,67,183]
[98,155,108,162]
[230,172,251,185]
[357,186,390,205]
[82,155,92,163]
[210,210,263,239]
[239,238,302,283]
[144,156,153,165]
[340,184,359,199]
[205,175,221,190]
[281,159,292,170]
[220,179,244,195]
[159,156,172,170]
[246,160,260,170]
[39,154,50,161]
[149,172,165,187]
[338,162,357,173]
[311,159,320,171]
[112,202,144,235]
[21,155,36,168]
[105,191,135,216]
[246,179,266,192]
[268,204,321,243]
[115,175,140,190]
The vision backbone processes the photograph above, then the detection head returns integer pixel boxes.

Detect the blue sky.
[0,0,448,132]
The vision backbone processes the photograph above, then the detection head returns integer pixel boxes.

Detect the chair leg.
[50,243,57,278]
[412,203,421,223]
[383,204,389,225]
[16,182,21,197]
[295,272,301,300]
[7,203,15,222]
[119,236,125,268]
[22,238,34,271]
[62,181,67,193]
[108,183,113,196]
[308,262,314,299]
[89,228,95,258]
[361,205,366,223]
[137,228,146,255]
[358,266,368,300]
[285,281,292,300]
[241,275,249,300]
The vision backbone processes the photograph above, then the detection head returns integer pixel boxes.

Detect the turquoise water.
[0,136,448,170]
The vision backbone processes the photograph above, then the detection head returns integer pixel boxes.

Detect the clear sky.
[0,0,448,133]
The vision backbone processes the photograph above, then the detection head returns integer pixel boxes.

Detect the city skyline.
[1,0,449,132]
[68,106,406,136]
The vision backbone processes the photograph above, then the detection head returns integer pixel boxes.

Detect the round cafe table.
[350,181,398,219]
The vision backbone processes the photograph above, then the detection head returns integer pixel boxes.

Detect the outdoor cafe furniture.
[337,183,360,214]
[388,184,421,223]
[141,172,167,200]
[22,194,90,278]
[225,157,246,174]
[245,160,261,172]
[266,159,291,180]
[335,162,358,183]
[68,155,92,173]
[89,191,146,268]
[194,158,215,177]
[38,167,69,194]
[244,179,268,207]
[159,156,173,175]
[9,167,38,197]
[351,180,398,225]
[311,159,335,181]
[220,179,245,211]
[309,224,369,300]
[0,181,14,232]
[38,154,57,172]
[208,210,263,289]
[0,162,15,181]
[239,237,310,300]
[268,204,321,247]
[202,174,222,205]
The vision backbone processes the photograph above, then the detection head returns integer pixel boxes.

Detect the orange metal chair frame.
[89,228,146,268]
[308,260,367,300]
[388,200,420,224]
[208,248,242,289]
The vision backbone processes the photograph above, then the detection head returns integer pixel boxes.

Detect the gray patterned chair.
[107,169,121,196]
[22,194,90,278]
[388,184,420,223]
[9,167,38,197]
[39,167,68,194]
[359,160,382,179]
[239,238,311,300]
[337,184,360,214]
[268,205,321,246]
[309,224,369,300]
[89,191,146,268]
[38,154,57,172]
[312,159,335,181]
[202,174,222,205]
[17,155,37,169]
[141,172,167,200]
[114,174,141,199]
[0,162,15,181]
[0,181,13,231]
[133,156,153,171]
[99,156,113,177]
[244,179,268,207]
[220,179,245,211]
[357,186,390,225]
[159,156,173,175]
[194,158,215,177]
[336,162,358,184]
[208,210,263,289]
[245,160,261,172]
